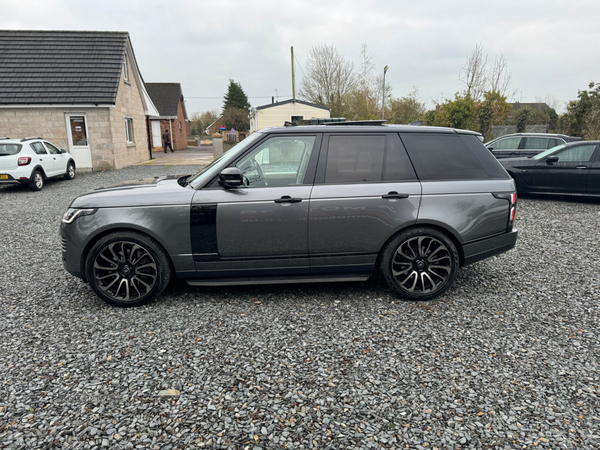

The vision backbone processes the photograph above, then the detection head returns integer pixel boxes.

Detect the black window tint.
[401,133,489,181]
[325,135,385,183]
[459,134,509,179]
[384,133,417,181]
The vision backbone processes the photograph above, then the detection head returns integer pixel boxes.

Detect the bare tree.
[298,44,356,116]
[489,53,516,99]
[459,43,487,100]
[534,94,561,111]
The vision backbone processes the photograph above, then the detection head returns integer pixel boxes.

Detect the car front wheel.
[381,227,459,301]
[85,231,171,307]
[28,170,44,191]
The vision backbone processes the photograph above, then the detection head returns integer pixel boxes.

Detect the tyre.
[85,231,171,307]
[64,162,76,180]
[381,227,459,301]
[28,170,44,191]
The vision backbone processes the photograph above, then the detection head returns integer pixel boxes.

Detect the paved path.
[137,146,214,166]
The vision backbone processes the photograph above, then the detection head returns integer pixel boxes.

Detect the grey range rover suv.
[60,123,518,307]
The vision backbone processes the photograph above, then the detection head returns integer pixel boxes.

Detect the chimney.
[272,97,274,104]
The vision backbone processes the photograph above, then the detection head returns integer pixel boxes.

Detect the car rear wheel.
[64,162,76,180]
[381,227,459,301]
[28,170,44,191]
[85,231,171,307]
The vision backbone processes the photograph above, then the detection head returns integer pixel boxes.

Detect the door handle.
[382,191,409,199]
[576,166,587,169]
[274,195,302,203]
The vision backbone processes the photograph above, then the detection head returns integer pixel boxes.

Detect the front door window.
[69,116,88,146]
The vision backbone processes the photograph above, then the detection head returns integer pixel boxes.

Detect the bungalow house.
[146,83,189,151]
[249,99,330,133]
[0,30,158,170]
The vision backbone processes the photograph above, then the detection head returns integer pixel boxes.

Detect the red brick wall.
[149,97,188,151]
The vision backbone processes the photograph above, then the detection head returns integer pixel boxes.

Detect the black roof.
[256,98,330,111]
[146,83,187,119]
[0,30,128,105]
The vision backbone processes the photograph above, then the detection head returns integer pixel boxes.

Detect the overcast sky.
[2,0,599,115]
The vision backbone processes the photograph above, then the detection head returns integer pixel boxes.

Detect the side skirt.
[186,273,371,287]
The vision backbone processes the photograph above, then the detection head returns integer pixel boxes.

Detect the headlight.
[62,208,97,224]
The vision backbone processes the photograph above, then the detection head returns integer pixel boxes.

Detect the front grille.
[61,237,67,260]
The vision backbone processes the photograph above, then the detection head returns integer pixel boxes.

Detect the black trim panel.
[462,229,518,266]
[190,204,217,254]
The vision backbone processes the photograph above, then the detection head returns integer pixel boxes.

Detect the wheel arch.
[79,226,176,283]
[376,223,465,270]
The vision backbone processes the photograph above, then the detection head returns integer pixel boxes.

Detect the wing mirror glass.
[218,167,244,188]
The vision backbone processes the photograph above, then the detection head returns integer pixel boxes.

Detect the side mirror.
[218,167,244,188]
[546,155,559,164]
[486,146,493,151]
[61,149,67,154]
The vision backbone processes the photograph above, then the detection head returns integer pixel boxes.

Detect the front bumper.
[462,229,518,266]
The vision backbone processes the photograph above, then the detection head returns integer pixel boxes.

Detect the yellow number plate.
[0,174,9,180]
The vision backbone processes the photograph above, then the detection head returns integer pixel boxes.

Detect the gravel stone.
[0,165,599,449]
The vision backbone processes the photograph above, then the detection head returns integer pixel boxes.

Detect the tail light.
[493,192,517,229]
[18,156,31,166]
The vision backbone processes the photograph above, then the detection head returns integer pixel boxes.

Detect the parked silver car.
[484,133,580,159]
[60,123,518,306]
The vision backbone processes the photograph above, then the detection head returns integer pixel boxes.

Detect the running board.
[185,273,370,287]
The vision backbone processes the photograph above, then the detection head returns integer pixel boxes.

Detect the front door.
[191,134,320,278]
[65,114,92,169]
[151,121,162,148]
[531,143,598,194]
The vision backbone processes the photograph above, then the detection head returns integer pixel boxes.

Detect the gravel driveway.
[0,166,599,449]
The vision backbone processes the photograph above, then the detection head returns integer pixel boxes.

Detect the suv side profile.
[485,133,581,159]
[0,137,76,191]
[60,124,518,307]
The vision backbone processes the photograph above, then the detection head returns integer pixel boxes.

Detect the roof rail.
[324,120,387,126]
[0,137,9,140]
[20,137,43,142]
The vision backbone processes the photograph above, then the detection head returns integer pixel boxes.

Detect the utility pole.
[381,65,389,120]
[291,46,296,100]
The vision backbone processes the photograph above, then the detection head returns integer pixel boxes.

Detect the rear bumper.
[462,229,518,266]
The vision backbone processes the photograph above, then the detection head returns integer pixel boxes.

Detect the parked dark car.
[60,123,518,307]
[485,133,581,159]
[499,141,600,196]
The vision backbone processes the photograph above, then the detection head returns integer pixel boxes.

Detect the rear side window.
[0,144,22,156]
[323,134,417,183]
[523,137,550,150]
[400,133,489,181]
[459,134,510,179]
[325,135,385,183]
[31,142,47,155]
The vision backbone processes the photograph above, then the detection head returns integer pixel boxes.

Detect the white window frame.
[290,115,305,121]
[125,117,135,143]
[123,54,129,82]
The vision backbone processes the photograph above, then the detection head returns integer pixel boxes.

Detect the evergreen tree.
[223,80,251,111]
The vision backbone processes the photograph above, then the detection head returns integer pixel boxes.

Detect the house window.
[291,115,304,122]
[179,121,182,130]
[123,55,129,82]
[125,117,135,143]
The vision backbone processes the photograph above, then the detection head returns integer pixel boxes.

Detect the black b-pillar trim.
[191,204,218,254]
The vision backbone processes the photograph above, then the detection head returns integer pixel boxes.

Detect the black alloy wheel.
[85,231,171,307]
[382,227,459,301]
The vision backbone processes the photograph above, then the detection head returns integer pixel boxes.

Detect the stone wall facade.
[0,54,151,171]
